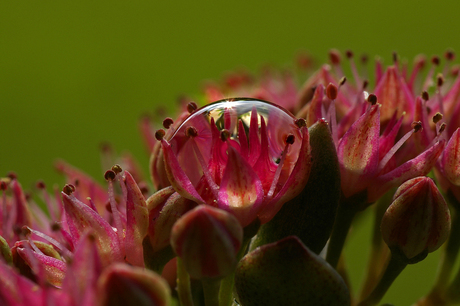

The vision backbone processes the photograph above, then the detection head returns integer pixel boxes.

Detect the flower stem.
[177,257,194,306]
[325,198,358,269]
[357,253,407,306]
[359,191,393,300]
[202,279,221,306]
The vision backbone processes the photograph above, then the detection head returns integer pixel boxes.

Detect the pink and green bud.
[97,263,170,306]
[235,236,350,306]
[381,177,451,263]
[171,205,243,279]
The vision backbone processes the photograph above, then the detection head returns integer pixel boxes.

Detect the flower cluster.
[1,49,460,305]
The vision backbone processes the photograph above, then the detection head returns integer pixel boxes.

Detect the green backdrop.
[2,1,460,304]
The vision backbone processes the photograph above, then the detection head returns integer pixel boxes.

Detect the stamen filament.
[377,126,418,173]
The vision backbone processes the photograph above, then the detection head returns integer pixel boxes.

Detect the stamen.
[112,164,123,174]
[362,80,369,90]
[367,94,378,105]
[422,56,440,92]
[154,129,165,141]
[295,118,306,128]
[187,102,198,114]
[7,172,17,180]
[62,184,75,196]
[107,175,124,253]
[437,73,445,116]
[329,49,341,65]
[439,122,447,134]
[443,49,455,76]
[422,91,429,101]
[104,170,116,181]
[432,55,440,66]
[326,83,338,100]
[377,122,420,173]
[185,126,198,138]
[392,51,399,64]
[433,113,443,124]
[220,129,230,142]
[162,117,174,129]
[285,134,295,145]
[27,226,73,259]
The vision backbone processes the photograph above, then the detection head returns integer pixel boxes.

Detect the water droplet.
[168,98,303,186]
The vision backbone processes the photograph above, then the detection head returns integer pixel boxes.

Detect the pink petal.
[61,192,123,265]
[218,146,264,227]
[161,139,205,204]
[124,171,149,267]
[259,126,312,223]
[441,128,460,186]
[337,104,380,198]
[16,247,66,288]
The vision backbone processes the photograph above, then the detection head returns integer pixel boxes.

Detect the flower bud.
[381,177,451,263]
[97,263,170,306]
[235,236,350,305]
[171,205,243,279]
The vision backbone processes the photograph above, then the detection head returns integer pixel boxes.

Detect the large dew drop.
[168,98,303,188]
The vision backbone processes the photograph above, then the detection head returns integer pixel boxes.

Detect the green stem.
[177,257,194,306]
[357,253,407,306]
[218,226,256,306]
[202,279,221,306]
[359,191,393,300]
[325,200,357,269]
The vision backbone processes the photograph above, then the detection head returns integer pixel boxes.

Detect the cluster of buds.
[1,49,460,305]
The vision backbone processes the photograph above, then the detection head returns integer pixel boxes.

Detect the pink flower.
[157,98,312,226]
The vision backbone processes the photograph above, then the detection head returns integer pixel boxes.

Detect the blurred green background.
[2,1,460,304]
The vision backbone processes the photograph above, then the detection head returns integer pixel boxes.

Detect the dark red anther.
[155,129,166,141]
[345,50,353,59]
[112,164,122,174]
[362,80,369,90]
[445,49,455,61]
[326,83,338,100]
[285,134,295,145]
[51,222,61,232]
[431,55,440,66]
[7,172,17,180]
[36,181,46,189]
[63,184,75,195]
[439,123,447,133]
[367,94,378,105]
[295,118,306,128]
[185,126,198,138]
[104,170,116,181]
[433,113,443,124]
[220,129,230,141]
[329,49,341,65]
[187,102,198,114]
[437,74,444,87]
[0,180,8,191]
[422,91,429,101]
[163,117,174,129]
[412,121,423,133]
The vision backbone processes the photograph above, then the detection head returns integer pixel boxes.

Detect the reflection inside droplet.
[168,98,303,188]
